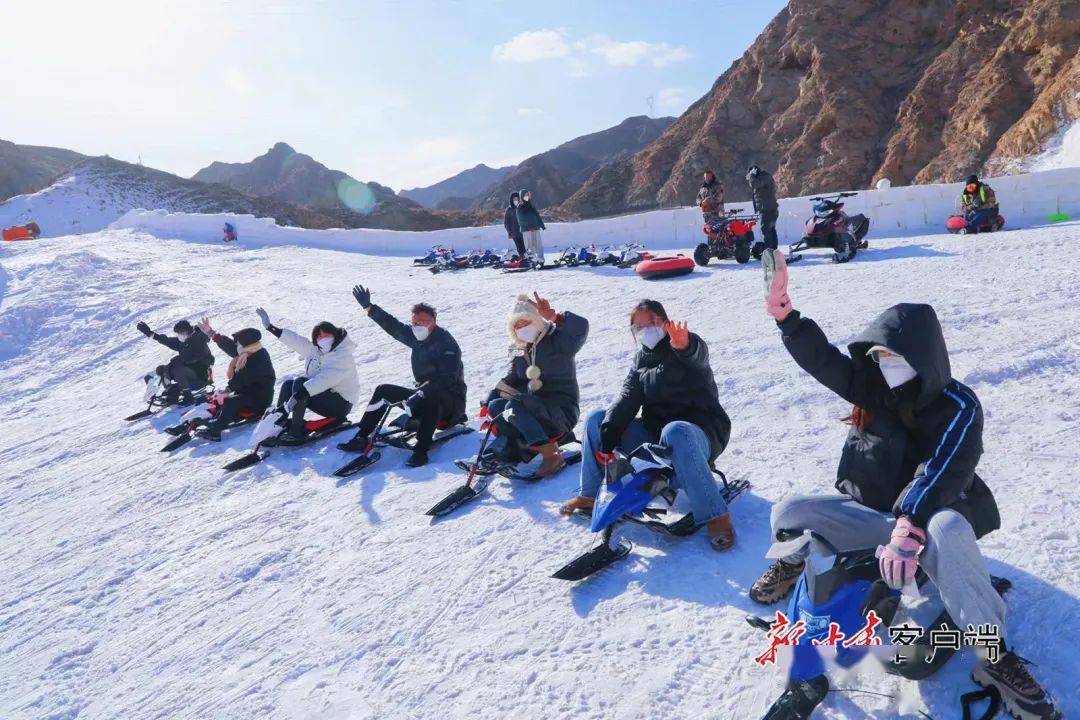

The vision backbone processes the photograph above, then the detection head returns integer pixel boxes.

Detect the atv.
[694,208,759,266]
[787,192,869,264]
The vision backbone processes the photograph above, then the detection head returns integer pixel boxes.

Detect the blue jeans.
[486,396,549,455]
[577,408,729,522]
[966,207,997,230]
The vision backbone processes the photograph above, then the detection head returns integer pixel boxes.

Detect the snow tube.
[3,223,40,242]
[946,214,1005,234]
[635,255,694,280]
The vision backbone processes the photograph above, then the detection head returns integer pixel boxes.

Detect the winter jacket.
[367,304,467,422]
[697,178,724,214]
[269,326,361,405]
[504,193,522,238]
[601,333,731,461]
[151,328,214,378]
[746,168,779,214]
[515,191,546,232]
[487,311,589,436]
[212,334,276,411]
[777,304,1000,538]
[961,183,998,212]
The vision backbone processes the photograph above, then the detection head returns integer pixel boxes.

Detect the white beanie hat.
[507,293,546,343]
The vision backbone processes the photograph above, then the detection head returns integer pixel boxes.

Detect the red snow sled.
[2,222,41,242]
[635,255,694,280]
[946,213,1005,234]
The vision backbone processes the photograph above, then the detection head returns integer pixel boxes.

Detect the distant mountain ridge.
[0,140,88,203]
[399,164,513,209]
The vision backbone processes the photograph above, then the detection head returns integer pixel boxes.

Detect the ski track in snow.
[0,226,1078,719]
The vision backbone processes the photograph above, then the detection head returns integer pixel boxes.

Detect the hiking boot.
[750,558,805,605]
[534,442,566,478]
[763,675,829,720]
[337,433,371,453]
[973,650,1062,719]
[706,513,736,551]
[558,496,595,516]
[405,449,429,468]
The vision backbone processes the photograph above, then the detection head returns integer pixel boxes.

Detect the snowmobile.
[694,208,759,265]
[124,369,212,421]
[332,385,473,479]
[413,245,452,266]
[425,408,582,518]
[551,444,749,581]
[946,210,1005,235]
[159,393,259,451]
[787,192,869,264]
[746,529,1011,719]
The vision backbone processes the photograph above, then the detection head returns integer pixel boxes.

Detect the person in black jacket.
[483,292,589,477]
[504,192,526,259]
[752,251,1060,719]
[746,165,779,252]
[135,318,214,404]
[515,189,547,264]
[192,319,276,441]
[559,299,736,551]
[342,286,467,467]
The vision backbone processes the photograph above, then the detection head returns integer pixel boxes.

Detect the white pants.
[525,229,544,263]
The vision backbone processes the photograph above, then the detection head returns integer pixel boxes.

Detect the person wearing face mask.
[254,307,360,443]
[483,292,589,478]
[504,192,527,260]
[559,299,736,551]
[697,170,724,225]
[514,189,547,265]
[339,285,467,467]
[752,251,1060,719]
[135,318,214,405]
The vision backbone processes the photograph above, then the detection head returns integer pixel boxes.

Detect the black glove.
[352,285,371,309]
[292,380,310,401]
[136,321,153,337]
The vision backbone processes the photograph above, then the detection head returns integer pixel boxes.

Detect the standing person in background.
[747,165,779,252]
[504,192,527,259]
[697,170,724,225]
[515,189,547,265]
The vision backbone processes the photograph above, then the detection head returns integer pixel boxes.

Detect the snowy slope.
[0,225,1077,720]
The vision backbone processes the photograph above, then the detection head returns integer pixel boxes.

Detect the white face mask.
[515,323,542,344]
[177,333,191,342]
[522,195,531,203]
[513,199,520,207]
[412,325,430,342]
[879,355,917,389]
[635,326,665,350]
[316,336,334,352]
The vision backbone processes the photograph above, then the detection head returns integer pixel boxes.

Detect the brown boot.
[749,558,805,604]
[535,442,566,478]
[558,496,595,516]
[706,513,736,551]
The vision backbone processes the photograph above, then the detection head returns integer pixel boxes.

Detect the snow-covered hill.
[0,224,1077,719]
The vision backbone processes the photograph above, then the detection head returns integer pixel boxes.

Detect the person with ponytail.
[750,251,1060,719]
[559,299,736,551]
[482,292,589,478]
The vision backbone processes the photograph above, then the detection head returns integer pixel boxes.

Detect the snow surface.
[1,223,1078,719]
[1025,120,1080,173]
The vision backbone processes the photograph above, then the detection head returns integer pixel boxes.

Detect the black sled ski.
[224,420,357,472]
[496,448,583,481]
[160,417,257,452]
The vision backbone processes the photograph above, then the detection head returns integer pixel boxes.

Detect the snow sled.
[551,444,749,581]
[947,213,1005,235]
[787,193,869,264]
[694,208,758,265]
[414,245,452,266]
[468,248,501,267]
[160,396,258,451]
[555,246,594,267]
[222,401,357,471]
[2,222,41,242]
[635,255,694,280]
[124,369,213,421]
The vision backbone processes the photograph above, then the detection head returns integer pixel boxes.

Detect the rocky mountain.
[563,0,1080,218]
[192,142,419,215]
[399,163,513,209]
[0,140,87,203]
[472,115,676,211]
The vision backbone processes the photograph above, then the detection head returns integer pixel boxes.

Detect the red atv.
[788,192,870,264]
[694,208,759,265]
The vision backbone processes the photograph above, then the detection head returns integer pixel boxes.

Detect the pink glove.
[765,250,793,321]
[876,517,926,590]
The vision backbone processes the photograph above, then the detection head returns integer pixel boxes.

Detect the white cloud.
[517,107,544,117]
[224,67,253,95]
[656,87,688,110]
[492,29,570,63]
[589,36,691,68]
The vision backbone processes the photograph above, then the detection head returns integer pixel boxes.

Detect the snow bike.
[501,255,549,274]
[746,530,1011,719]
[555,246,585,267]
[124,369,212,421]
[612,243,651,269]
[551,443,749,581]
[946,209,1005,235]
[429,251,472,274]
[331,386,473,479]
[425,408,582,517]
[469,248,501,267]
[787,192,869,264]
[221,394,358,471]
[589,245,621,267]
[159,393,259,451]
[694,208,759,266]
[413,245,452,266]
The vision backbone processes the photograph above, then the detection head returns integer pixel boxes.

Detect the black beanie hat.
[233,327,262,347]
[173,320,194,334]
[966,174,979,186]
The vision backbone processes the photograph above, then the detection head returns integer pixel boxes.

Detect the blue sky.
[2,0,787,190]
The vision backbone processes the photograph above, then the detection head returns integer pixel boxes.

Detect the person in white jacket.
[255,307,360,441]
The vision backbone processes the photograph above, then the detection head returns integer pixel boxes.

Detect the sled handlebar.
[809,192,858,202]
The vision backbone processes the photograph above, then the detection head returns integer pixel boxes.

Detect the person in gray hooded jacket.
[746,165,779,252]
[750,251,1061,720]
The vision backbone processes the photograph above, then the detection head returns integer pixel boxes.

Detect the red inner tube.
[636,255,694,279]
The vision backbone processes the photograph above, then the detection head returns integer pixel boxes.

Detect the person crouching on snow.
[192,319,276,441]
[751,250,1060,719]
[483,293,589,478]
[559,299,736,551]
[254,307,360,443]
[135,318,214,405]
